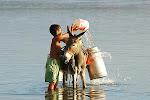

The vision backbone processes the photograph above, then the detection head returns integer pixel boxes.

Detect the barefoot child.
[45,24,78,91]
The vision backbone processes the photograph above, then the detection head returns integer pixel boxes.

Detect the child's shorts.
[45,58,60,83]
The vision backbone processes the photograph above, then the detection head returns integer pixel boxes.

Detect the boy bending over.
[45,24,78,91]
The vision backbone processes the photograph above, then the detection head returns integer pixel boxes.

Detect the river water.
[0,0,150,100]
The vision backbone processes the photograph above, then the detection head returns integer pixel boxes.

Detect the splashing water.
[86,78,117,86]
[84,30,112,62]
[101,52,112,62]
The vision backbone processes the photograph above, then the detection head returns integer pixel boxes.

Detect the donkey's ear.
[76,30,87,39]
[67,26,73,37]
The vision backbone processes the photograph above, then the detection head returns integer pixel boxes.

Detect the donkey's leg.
[76,74,80,82]
[80,68,86,88]
[63,72,65,84]
[63,72,68,85]
[72,67,77,89]
[72,74,77,89]
[76,67,81,82]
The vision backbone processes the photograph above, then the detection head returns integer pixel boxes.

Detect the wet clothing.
[45,58,60,83]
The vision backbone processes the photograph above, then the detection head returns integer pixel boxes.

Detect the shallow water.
[0,0,150,100]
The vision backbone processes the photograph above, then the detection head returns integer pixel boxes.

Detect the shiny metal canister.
[87,47,107,80]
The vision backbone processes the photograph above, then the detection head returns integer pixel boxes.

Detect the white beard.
[64,52,72,63]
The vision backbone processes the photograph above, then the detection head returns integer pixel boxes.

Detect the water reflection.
[87,87,106,100]
[45,85,106,100]
[45,90,59,100]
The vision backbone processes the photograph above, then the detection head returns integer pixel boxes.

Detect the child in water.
[45,24,78,91]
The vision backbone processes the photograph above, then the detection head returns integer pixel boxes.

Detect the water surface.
[0,0,150,100]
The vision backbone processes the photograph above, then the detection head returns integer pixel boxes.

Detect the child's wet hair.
[49,24,61,36]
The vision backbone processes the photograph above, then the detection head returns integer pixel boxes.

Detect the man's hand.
[71,24,79,33]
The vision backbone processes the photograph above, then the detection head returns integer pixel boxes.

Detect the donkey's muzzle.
[64,52,72,64]
[64,59,69,64]
[60,55,69,64]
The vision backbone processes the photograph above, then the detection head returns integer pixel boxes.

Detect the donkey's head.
[64,26,86,63]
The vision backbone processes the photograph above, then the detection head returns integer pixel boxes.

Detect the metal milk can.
[87,47,108,80]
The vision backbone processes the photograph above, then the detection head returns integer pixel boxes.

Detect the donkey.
[60,26,87,89]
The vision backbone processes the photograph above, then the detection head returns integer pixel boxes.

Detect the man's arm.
[62,38,69,43]
[56,25,79,43]
[55,34,69,43]
[62,25,79,38]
